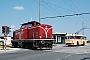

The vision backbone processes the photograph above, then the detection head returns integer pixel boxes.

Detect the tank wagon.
[11,21,54,49]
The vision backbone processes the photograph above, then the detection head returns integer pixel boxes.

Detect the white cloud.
[13,6,24,10]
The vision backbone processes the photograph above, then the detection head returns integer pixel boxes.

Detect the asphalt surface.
[0,44,90,60]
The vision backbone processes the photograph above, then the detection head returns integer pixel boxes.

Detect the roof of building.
[53,32,67,35]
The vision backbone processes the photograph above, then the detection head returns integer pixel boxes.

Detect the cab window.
[28,24,32,26]
[20,25,25,28]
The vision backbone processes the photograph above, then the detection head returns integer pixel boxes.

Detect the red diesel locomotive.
[11,21,54,49]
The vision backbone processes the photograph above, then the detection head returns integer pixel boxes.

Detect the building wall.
[53,33,66,44]
[0,36,12,45]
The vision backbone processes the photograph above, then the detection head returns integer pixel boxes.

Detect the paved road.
[0,44,90,60]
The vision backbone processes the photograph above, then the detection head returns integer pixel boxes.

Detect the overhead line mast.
[39,0,41,23]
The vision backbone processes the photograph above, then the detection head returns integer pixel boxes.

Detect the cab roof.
[21,21,40,26]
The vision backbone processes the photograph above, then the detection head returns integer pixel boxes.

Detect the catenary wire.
[42,0,62,15]
[34,0,61,15]
[63,0,76,13]
[69,0,90,25]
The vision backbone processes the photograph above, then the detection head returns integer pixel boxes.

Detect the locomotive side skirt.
[11,39,54,49]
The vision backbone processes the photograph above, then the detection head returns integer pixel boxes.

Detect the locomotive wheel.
[31,47,37,50]
[46,43,53,50]
[12,42,18,48]
[22,43,26,48]
[49,46,52,50]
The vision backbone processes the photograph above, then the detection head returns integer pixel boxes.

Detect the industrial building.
[53,33,67,44]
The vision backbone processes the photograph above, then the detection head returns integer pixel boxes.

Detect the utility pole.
[82,21,84,35]
[39,0,41,23]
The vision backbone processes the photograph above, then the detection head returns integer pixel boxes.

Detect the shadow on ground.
[81,57,90,60]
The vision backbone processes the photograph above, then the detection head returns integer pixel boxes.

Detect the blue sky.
[0,0,90,40]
